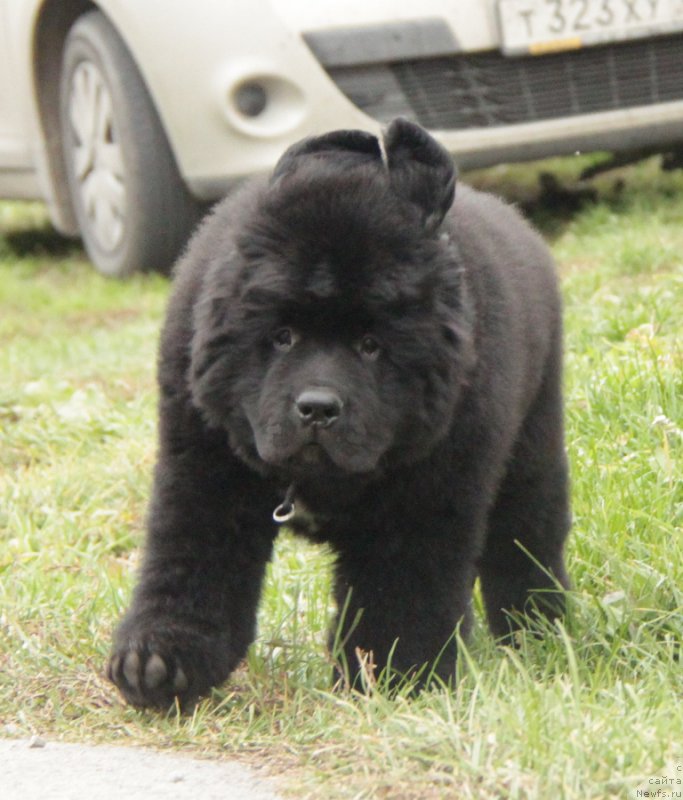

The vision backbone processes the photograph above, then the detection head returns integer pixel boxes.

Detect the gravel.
[0,737,283,800]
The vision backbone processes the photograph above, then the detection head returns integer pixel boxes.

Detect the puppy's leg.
[479,361,571,639]
[108,402,277,709]
[331,548,476,691]
[328,482,485,690]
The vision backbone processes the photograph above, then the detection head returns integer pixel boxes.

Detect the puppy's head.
[190,121,472,481]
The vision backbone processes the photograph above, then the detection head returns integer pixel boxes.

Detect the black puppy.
[108,119,571,708]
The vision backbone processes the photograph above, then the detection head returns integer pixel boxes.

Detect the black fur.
[108,119,571,709]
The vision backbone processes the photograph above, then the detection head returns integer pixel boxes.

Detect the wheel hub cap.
[68,61,126,253]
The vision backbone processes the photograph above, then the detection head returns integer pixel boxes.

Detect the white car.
[2,0,683,276]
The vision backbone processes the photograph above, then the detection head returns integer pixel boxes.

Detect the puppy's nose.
[295,389,343,428]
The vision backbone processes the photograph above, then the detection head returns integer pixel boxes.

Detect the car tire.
[59,10,203,277]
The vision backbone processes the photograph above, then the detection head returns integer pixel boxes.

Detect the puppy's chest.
[272,484,364,543]
[286,499,325,538]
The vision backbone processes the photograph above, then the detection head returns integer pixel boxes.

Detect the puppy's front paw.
[107,620,232,710]
[107,649,191,709]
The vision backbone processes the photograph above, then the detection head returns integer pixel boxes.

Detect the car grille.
[324,33,683,130]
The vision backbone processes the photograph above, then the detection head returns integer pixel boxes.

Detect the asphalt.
[0,737,283,800]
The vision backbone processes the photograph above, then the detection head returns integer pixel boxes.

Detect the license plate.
[498,0,683,55]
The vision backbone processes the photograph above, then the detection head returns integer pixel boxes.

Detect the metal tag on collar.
[273,499,296,523]
[273,483,297,524]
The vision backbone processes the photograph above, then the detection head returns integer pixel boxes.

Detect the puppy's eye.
[358,335,381,360]
[273,327,296,351]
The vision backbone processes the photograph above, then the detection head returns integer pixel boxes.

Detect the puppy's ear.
[271,129,382,182]
[384,118,456,234]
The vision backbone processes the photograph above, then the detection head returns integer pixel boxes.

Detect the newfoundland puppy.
[108,119,571,708]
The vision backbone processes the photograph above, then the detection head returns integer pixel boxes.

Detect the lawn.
[1,158,682,799]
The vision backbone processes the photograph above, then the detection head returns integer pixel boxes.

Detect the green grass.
[1,160,682,799]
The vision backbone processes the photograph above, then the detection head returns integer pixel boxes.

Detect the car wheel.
[59,10,202,277]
